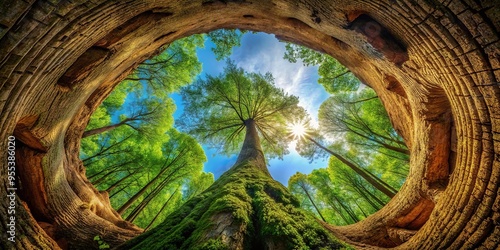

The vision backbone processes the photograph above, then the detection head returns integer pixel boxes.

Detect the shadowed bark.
[0,0,498,249]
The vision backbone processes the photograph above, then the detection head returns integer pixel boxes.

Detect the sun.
[288,121,307,139]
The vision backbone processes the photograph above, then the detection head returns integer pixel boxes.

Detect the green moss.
[121,163,350,249]
[194,239,230,250]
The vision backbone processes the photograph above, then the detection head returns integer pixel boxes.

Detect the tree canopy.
[283,43,359,93]
[178,60,307,160]
[206,29,246,60]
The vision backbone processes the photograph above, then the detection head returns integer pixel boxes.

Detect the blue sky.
[172,32,330,185]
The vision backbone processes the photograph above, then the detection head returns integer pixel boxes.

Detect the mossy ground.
[120,161,351,249]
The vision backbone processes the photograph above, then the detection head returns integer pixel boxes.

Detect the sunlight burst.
[288,121,308,140]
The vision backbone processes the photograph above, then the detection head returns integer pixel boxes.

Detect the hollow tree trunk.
[0,0,498,249]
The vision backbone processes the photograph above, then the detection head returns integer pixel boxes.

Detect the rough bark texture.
[235,119,269,175]
[0,0,498,249]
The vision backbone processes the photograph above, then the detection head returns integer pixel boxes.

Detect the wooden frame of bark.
[0,0,498,249]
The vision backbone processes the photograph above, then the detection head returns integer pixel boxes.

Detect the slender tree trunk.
[298,183,327,222]
[87,166,112,180]
[92,168,121,186]
[306,135,396,198]
[116,148,187,214]
[89,160,135,184]
[354,200,369,218]
[325,199,351,225]
[364,166,398,194]
[82,122,127,138]
[116,167,167,215]
[349,128,409,155]
[110,185,129,199]
[332,195,359,223]
[81,135,133,164]
[144,187,180,231]
[106,171,136,192]
[352,183,385,208]
[125,172,180,222]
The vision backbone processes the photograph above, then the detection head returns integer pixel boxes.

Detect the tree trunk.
[125,171,181,222]
[235,119,268,174]
[106,171,136,193]
[91,168,121,186]
[110,185,129,199]
[326,199,352,225]
[1,1,498,249]
[144,187,180,231]
[354,200,369,218]
[298,182,327,222]
[344,122,410,155]
[82,122,127,138]
[119,118,348,249]
[306,135,397,198]
[120,162,346,249]
[333,196,359,223]
[117,152,186,214]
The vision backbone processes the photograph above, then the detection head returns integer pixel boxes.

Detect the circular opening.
[78,29,412,247]
[3,1,496,249]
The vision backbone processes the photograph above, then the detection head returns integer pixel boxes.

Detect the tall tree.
[308,168,361,225]
[122,62,347,249]
[178,60,306,163]
[302,135,397,198]
[124,35,205,97]
[318,89,409,157]
[116,129,206,214]
[288,172,327,222]
[82,99,170,138]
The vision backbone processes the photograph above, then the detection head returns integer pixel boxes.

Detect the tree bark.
[235,118,269,175]
[119,155,347,249]
[0,0,498,249]
[82,122,128,138]
[119,115,348,249]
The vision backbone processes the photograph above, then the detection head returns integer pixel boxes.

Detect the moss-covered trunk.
[120,162,347,249]
[120,120,347,249]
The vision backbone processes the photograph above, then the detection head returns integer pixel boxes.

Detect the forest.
[80,30,409,248]
[1,1,498,249]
